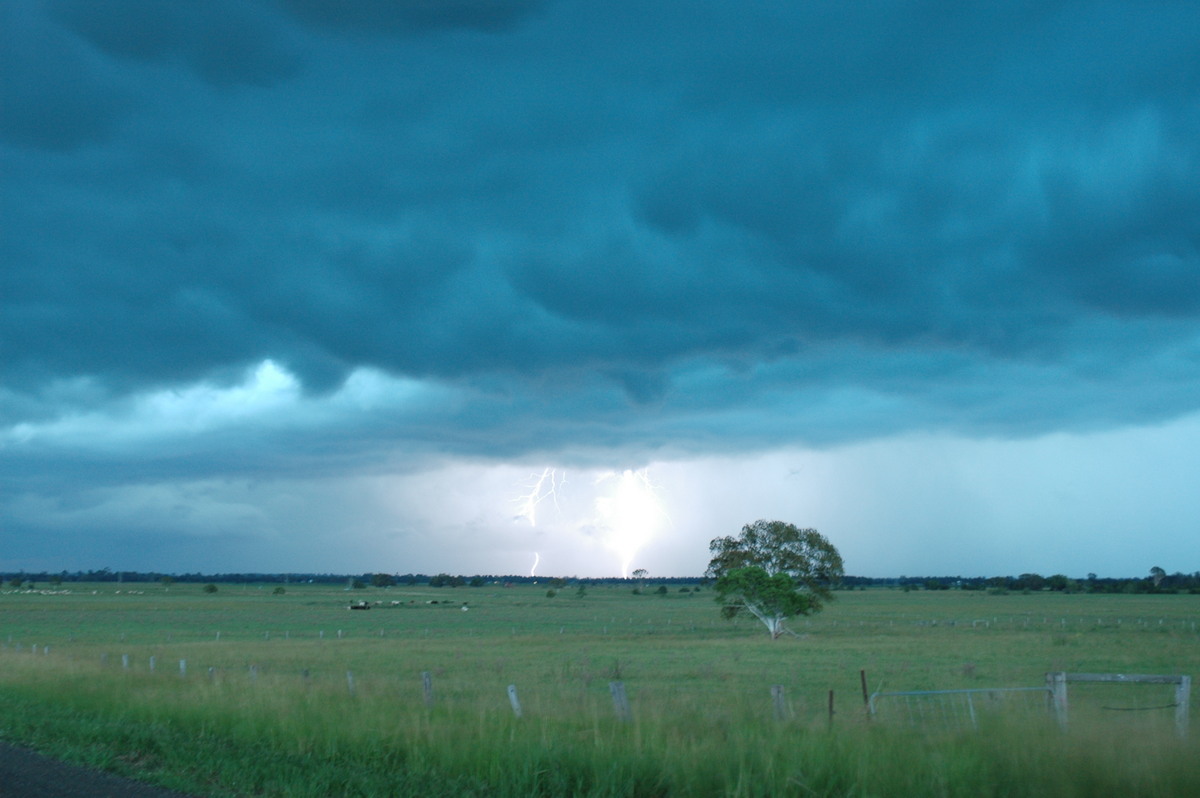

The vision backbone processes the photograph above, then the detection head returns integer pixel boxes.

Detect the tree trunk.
[765,616,786,639]
[744,601,788,639]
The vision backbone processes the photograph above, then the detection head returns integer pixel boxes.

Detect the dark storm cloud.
[278,0,546,34]
[51,0,303,87]
[3,0,1200,477]
[0,2,132,150]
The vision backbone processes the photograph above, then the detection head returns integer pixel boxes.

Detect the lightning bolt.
[512,467,565,527]
[530,551,540,577]
[596,467,671,577]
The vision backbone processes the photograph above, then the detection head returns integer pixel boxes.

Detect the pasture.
[1,582,1197,796]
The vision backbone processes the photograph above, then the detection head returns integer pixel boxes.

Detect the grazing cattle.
[349,600,370,610]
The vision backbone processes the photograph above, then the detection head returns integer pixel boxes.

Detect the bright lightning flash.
[595,468,670,577]
[512,468,565,527]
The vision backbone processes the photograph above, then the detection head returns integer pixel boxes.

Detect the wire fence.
[868,686,1054,732]
[2,633,1193,738]
[869,673,1192,738]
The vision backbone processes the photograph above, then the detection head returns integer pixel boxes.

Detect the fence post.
[1176,675,1191,739]
[422,671,434,708]
[122,654,130,670]
[179,659,187,677]
[149,655,156,673]
[771,685,788,720]
[507,684,522,718]
[346,671,356,695]
[1047,672,1068,728]
[610,681,631,722]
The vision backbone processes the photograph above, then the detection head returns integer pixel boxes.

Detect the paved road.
[0,742,200,798]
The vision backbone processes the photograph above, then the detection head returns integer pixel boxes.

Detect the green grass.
[2,583,1197,796]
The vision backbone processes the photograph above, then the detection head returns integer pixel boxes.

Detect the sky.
[3,1,1199,580]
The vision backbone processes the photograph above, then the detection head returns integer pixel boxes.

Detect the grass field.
[1,582,1197,796]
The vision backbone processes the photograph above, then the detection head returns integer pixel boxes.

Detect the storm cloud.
[3,1,1199,577]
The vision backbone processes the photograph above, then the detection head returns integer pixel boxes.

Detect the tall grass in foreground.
[1,650,1196,797]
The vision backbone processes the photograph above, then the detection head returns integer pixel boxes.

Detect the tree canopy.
[706,520,844,640]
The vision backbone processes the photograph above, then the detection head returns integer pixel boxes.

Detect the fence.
[2,637,1192,738]
[869,673,1192,738]
[1047,671,1191,738]
[868,686,1053,731]
[1,643,837,727]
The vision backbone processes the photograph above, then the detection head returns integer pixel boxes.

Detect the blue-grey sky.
[3,1,1199,579]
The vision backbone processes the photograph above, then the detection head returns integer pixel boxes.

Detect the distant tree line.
[4,568,1197,594]
[2,568,351,586]
[1,570,701,588]
[856,571,1200,594]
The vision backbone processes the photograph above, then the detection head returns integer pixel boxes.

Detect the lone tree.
[706,520,844,640]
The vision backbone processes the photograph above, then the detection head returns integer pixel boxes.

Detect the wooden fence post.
[610,681,631,722]
[1176,675,1191,739]
[771,685,788,720]
[422,671,434,708]
[1046,672,1068,728]
[507,684,522,718]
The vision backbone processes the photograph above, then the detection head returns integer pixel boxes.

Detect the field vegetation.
[1,581,1197,796]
